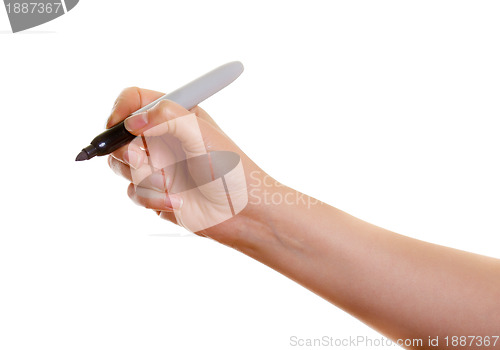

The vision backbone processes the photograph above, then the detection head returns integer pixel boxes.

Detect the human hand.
[106,87,276,246]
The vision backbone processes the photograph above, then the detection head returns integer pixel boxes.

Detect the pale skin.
[107,87,500,350]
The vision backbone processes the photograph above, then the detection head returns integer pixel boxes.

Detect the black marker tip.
[75,151,89,162]
[76,145,99,161]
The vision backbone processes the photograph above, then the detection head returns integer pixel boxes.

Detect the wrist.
[229,176,321,262]
[198,171,293,254]
[199,169,326,266]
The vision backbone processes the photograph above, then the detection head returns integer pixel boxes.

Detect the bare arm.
[228,181,500,348]
[107,87,500,349]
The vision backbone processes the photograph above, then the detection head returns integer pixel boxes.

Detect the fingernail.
[123,150,141,169]
[124,112,148,132]
[168,195,183,210]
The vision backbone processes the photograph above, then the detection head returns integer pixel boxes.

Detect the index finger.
[106,87,165,128]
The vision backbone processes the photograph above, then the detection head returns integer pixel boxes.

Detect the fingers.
[106,90,241,230]
[108,155,149,184]
[124,100,207,158]
[108,155,132,181]
[123,100,189,135]
[108,155,175,193]
[106,87,164,128]
[110,141,147,169]
[127,183,183,211]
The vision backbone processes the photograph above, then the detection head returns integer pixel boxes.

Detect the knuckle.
[111,87,141,113]
[156,100,173,114]
[116,87,138,102]
[124,86,140,94]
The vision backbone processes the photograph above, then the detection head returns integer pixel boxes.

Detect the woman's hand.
[106,87,277,247]
[105,87,500,348]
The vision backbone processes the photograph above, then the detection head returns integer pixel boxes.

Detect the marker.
[75,61,244,161]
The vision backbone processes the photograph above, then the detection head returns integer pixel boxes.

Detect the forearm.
[107,87,500,347]
[233,184,500,348]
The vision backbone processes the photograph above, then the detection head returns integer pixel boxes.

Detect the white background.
[1,1,499,349]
